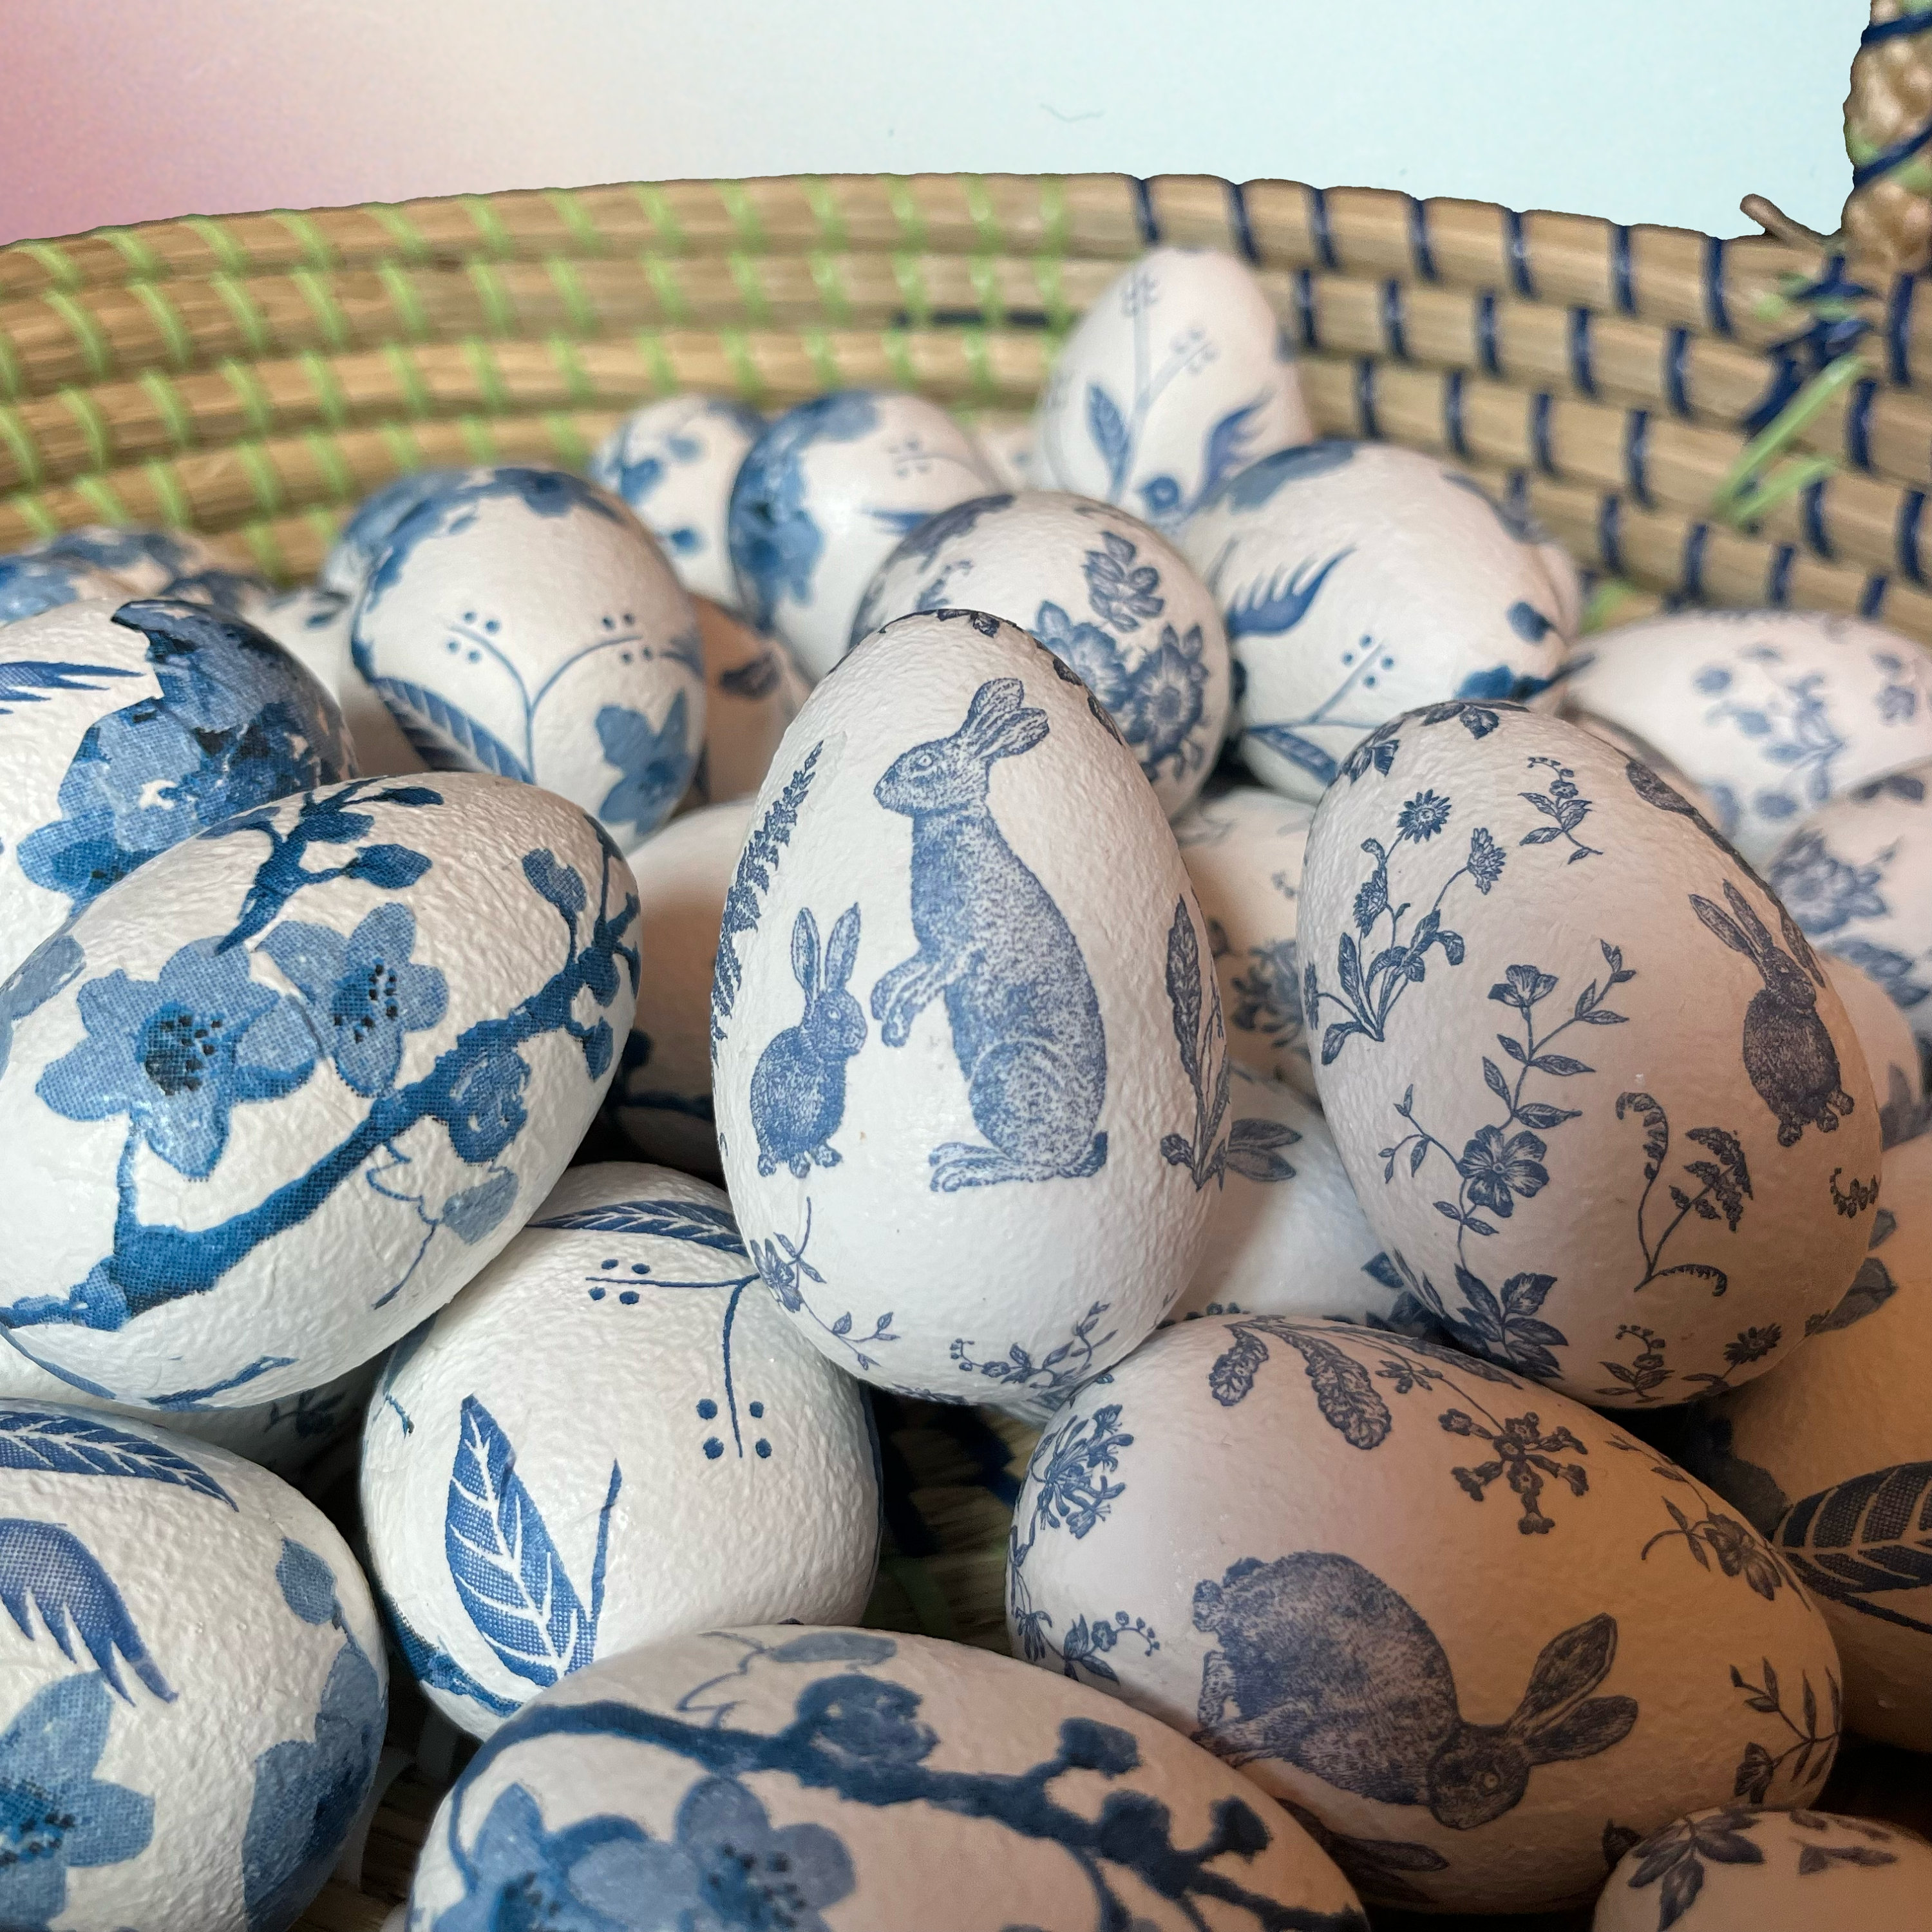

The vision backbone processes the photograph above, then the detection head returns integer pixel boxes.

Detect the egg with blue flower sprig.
[0,771,638,1408]
[12,524,274,618]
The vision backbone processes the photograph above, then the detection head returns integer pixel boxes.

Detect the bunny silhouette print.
[870,677,1109,1191]
[750,905,866,1177]
[1689,881,1854,1147]
[1191,1551,1638,1830]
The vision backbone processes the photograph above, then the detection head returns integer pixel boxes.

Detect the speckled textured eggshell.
[0,1399,385,1931]
[351,466,704,845]
[319,468,469,596]
[0,772,638,1406]
[253,583,428,778]
[1823,948,1927,1146]
[1300,703,1880,1405]
[609,798,750,1177]
[712,611,1220,1401]
[1766,763,1932,1045]
[1595,1807,1932,1931]
[1567,714,1725,826]
[971,415,1036,489]
[681,596,807,810]
[0,599,354,980]
[403,1624,1364,1931]
[1032,247,1313,532]
[1007,1316,1842,1916]
[1177,443,1571,802]
[0,551,130,623]
[362,1162,878,1739]
[589,396,766,607]
[1564,611,1932,864]
[726,390,997,682]
[1174,782,1317,1092]
[1687,1132,1931,1750]
[19,524,273,616]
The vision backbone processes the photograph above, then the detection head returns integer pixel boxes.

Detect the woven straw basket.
[12,66,1932,1930]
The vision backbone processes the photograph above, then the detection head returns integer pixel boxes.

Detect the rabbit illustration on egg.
[751,904,866,1178]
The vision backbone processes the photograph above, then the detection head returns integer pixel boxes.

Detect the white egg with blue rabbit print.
[0,550,131,625]
[1032,245,1313,531]
[350,465,703,845]
[589,395,766,607]
[0,1397,385,1931]
[318,468,468,596]
[851,489,1231,816]
[1007,1312,1842,1916]
[1821,947,1927,1146]
[361,1161,879,1741]
[682,595,808,810]
[726,390,997,683]
[1177,442,1571,803]
[712,609,1222,1402]
[1564,610,1932,866]
[0,598,354,981]
[402,1623,1367,1932]
[0,771,638,1408]
[14,523,273,617]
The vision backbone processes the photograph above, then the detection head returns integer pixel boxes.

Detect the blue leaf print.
[531,1195,748,1253]
[1086,381,1132,495]
[0,933,86,1085]
[1198,397,1266,498]
[1205,439,1358,511]
[0,658,142,717]
[0,1410,235,1508]
[594,692,693,841]
[379,1586,518,1718]
[0,1519,175,1703]
[369,675,533,781]
[1224,549,1355,642]
[1242,722,1340,786]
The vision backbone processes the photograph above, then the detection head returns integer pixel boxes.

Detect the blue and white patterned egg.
[318,468,468,597]
[852,490,1231,816]
[1034,246,1313,531]
[682,595,808,810]
[351,466,704,845]
[727,390,996,682]
[0,598,354,980]
[0,772,637,1408]
[0,551,129,624]
[1570,711,1725,826]
[1299,702,1880,1406]
[361,1161,878,1740]
[403,1624,1363,1931]
[17,524,272,618]
[1823,948,1927,1145]
[1566,611,1932,865]
[1766,763,1932,1046]
[1173,782,1317,1092]
[252,583,426,779]
[0,1399,384,1931]
[589,395,766,607]
[971,415,1036,489]
[712,611,1220,1401]
[1177,442,1572,802]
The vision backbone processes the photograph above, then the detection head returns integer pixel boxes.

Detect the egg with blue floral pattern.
[971,414,1036,490]
[0,1398,385,1931]
[0,598,354,981]
[727,390,997,682]
[1823,947,1927,1147]
[1177,443,1571,803]
[0,551,130,625]
[252,583,426,779]
[1298,701,1879,1407]
[362,1161,879,1741]
[852,489,1231,816]
[403,1623,1365,1931]
[318,468,468,596]
[0,771,638,1408]
[1034,246,1313,533]
[1565,611,1932,866]
[681,595,808,811]
[16,524,272,617]
[712,610,1220,1401]
[589,395,765,607]
[1571,712,1725,827]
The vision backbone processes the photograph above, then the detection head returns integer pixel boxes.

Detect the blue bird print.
[0,1519,175,1703]
[1223,549,1354,642]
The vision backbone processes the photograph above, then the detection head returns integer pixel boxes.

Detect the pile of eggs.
[0,243,1927,1932]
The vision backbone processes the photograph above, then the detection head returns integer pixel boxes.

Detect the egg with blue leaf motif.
[319,468,469,597]
[15,524,273,618]
[0,551,130,625]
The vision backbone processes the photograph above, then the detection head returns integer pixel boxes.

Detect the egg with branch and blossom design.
[1298,701,1879,1408]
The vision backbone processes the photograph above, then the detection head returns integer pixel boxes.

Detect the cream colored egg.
[1536,533,1585,639]
[17,524,272,616]
[0,551,130,623]
[680,595,807,810]
[0,772,638,1407]
[404,1624,1365,1931]
[0,1399,384,1930]
[1034,246,1313,531]
[712,610,1218,1401]
[1564,611,1932,865]
[1178,444,1571,802]
[252,583,427,779]
[1824,947,1927,1147]
[1300,703,1880,1406]
[319,469,468,596]
[971,415,1036,489]
[1008,1314,1842,1915]
[1567,713,1725,826]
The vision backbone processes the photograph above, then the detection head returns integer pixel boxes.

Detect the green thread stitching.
[802,327,841,393]
[718,328,764,402]
[301,428,357,504]
[726,253,772,325]
[17,242,80,292]
[461,337,511,414]
[1038,176,1069,256]
[963,175,1000,252]
[129,281,195,368]
[73,472,133,524]
[289,267,350,352]
[544,412,590,468]
[377,261,431,341]
[634,329,677,395]
[0,331,20,402]
[207,274,272,359]
[234,439,287,515]
[143,457,193,529]
[641,255,690,326]
[181,214,249,277]
[545,256,597,335]
[800,176,846,251]
[545,187,605,254]
[959,327,994,401]
[0,401,43,488]
[806,252,853,326]
[238,518,285,578]
[714,180,765,251]
[367,204,431,265]
[137,368,196,451]
[273,211,337,270]
[42,289,113,382]
[1710,353,1864,529]
[381,343,433,419]
[467,260,517,336]
[884,176,926,251]
[456,415,499,463]
[55,385,112,471]
[632,184,685,251]
[218,357,276,439]
[1034,254,1071,332]
[880,327,917,392]
[378,419,426,475]
[460,194,514,258]
[298,349,350,429]
[890,254,931,328]
[7,495,59,538]
[98,227,164,281]
[966,256,1005,328]
[545,334,594,408]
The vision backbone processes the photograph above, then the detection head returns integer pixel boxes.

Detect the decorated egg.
[1595,1807,1932,1931]
[252,583,426,778]
[1823,947,1927,1147]
[363,1161,880,1739]
[0,1398,384,1930]
[0,772,638,1406]
[971,415,1036,489]
[1298,702,1880,1406]
[1564,611,1932,864]
[1684,1132,1932,1751]
[1168,1065,1397,1325]
[712,610,1220,1401]
[609,797,750,1177]
[1173,781,1316,1092]
[726,390,996,681]
[0,551,129,624]
[853,490,1231,817]
[1568,713,1725,826]
[318,468,468,596]
[1007,1314,1841,1915]
[588,395,766,607]
[683,595,807,810]
[1766,764,1932,1043]
[404,1624,1365,1931]
[352,465,703,844]
[0,598,353,980]
[17,524,272,616]
[1177,443,1571,802]
[1535,531,1585,639]
[1034,245,1313,531]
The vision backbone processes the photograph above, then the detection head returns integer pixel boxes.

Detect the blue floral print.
[1765,829,1889,934]
[594,694,693,841]
[1083,530,1164,630]
[1122,623,1209,780]
[1030,599,1130,711]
